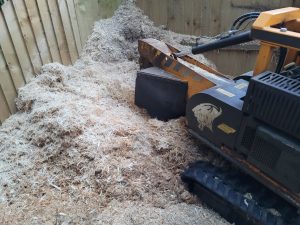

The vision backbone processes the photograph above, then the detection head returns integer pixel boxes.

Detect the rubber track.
[182,161,300,225]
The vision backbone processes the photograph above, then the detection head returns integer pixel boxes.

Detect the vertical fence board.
[58,0,78,64]
[2,1,34,83]
[0,10,25,90]
[37,0,62,63]
[191,0,204,35]
[66,0,82,53]
[0,85,10,123]
[136,0,148,17]
[168,0,185,34]
[98,0,122,19]
[47,0,72,65]
[158,0,168,26]
[25,0,52,65]
[74,0,100,46]
[0,48,17,113]
[166,0,176,33]
[183,0,194,35]
[12,0,42,74]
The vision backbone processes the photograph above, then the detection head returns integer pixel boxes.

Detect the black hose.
[275,47,288,74]
[231,12,260,30]
[191,30,252,55]
[235,15,260,30]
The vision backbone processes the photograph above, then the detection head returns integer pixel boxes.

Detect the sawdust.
[0,0,229,224]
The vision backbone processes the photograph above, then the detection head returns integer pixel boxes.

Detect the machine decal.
[217,123,236,134]
[216,88,235,97]
[192,103,222,131]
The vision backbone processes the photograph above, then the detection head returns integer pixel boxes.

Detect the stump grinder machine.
[135,7,300,225]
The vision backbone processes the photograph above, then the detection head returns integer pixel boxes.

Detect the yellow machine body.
[136,7,300,219]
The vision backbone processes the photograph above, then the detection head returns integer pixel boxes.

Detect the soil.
[0,0,229,224]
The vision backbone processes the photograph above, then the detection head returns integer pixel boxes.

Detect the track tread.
[182,162,300,225]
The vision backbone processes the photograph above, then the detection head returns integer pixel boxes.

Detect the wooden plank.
[191,0,205,36]
[183,0,194,35]
[12,0,42,74]
[0,85,10,123]
[74,0,100,46]
[167,0,176,32]
[210,0,222,36]
[293,0,300,7]
[167,0,195,34]
[36,0,62,63]
[231,0,294,10]
[204,49,259,76]
[219,0,245,34]
[0,48,17,113]
[98,0,122,19]
[25,0,52,65]
[66,0,82,53]
[137,0,151,22]
[278,0,294,7]
[58,0,78,64]
[173,0,185,34]
[2,1,34,83]
[149,0,167,27]
[74,0,121,46]
[0,10,25,90]
[47,0,72,65]
[136,0,149,17]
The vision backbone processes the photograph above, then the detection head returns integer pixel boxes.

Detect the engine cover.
[237,71,300,193]
[186,80,248,149]
[243,71,300,139]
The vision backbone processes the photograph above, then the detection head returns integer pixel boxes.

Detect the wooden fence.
[137,0,300,36]
[0,0,120,123]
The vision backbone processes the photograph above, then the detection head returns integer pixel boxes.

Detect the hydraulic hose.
[235,15,260,30]
[231,12,260,30]
[275,47,288,74]
[191,30,252,55]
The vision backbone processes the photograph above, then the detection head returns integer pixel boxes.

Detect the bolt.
[280,27,288,32]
